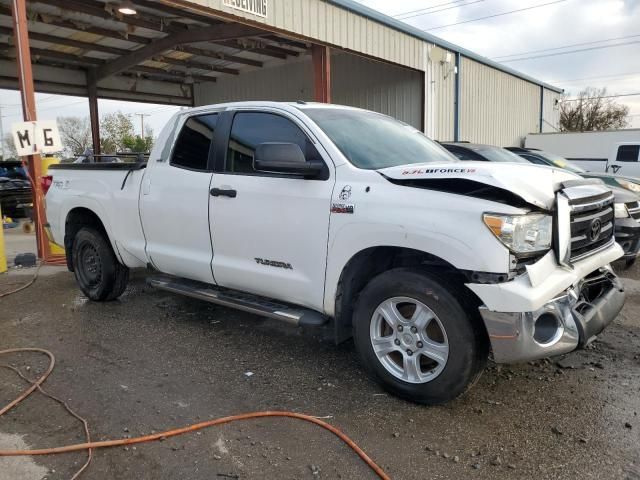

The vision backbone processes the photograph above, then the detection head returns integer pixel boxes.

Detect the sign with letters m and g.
[11,120,62,157]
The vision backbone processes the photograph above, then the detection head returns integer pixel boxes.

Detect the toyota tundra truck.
[45,102,625,404]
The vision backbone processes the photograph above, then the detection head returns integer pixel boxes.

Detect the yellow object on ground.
[41,156,65,256]
[0,206,7,273]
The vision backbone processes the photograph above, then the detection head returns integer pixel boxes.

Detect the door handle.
[210,188,237,198]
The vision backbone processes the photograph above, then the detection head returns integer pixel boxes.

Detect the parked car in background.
[525,130,640,176]
[442,142,640,267]
[45,103,626,404]
[0,161,32,218]
[505,147,640,195]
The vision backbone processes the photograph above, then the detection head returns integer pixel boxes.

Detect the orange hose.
[0,264,41,299]
[0,348,391,480]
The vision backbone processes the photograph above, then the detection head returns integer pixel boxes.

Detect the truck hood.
[378,161,585,210]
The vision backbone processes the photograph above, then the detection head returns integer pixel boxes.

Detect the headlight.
[615,178,640,193]
[483,213,552,255]
[614,203,630,219]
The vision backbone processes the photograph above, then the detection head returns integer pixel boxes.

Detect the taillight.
[41,175,53,195]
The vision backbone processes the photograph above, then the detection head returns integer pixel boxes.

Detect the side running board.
[147,276,328,327]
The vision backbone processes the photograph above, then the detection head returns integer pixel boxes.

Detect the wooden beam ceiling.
[0,5,264,68]
[95,23,263,80]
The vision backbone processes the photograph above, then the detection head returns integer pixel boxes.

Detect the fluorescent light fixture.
[118,1,137,15]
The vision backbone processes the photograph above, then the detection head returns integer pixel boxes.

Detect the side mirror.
[254,142,323,178]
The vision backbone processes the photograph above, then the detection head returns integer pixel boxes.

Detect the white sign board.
[223,0,267,17]
[11,120,62,157]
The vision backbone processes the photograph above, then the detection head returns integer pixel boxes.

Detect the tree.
[58,116,91,155]
[1,133,18,161]
[560,87,629,132]
[100,112,135,153]
[122,124,154,153]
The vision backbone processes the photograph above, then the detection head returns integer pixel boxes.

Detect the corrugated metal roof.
[326,0,563,93]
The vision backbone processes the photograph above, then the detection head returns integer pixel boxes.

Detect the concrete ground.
[1,231,639,479]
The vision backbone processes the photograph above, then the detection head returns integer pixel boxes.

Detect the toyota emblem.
[589,218,602,242]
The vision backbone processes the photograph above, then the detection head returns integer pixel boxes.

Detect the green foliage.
[122,134,154,153]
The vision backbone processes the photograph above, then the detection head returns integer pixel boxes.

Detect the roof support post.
[312,45,331,103]
[11,0,47,260]
[539,86,544,134]
[453,52,461,142]
[87,69,101,155]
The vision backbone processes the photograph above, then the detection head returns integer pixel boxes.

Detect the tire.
[353,268,488,405]
[72,227,129,301]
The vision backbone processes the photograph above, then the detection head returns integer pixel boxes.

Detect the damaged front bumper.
[468,243,625,363]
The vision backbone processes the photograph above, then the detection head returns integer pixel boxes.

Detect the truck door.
[209,110,335,311]
[140,113,219,284]
[608,144,640,176]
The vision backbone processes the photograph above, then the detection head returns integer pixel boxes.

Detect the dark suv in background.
[0,161,32,218]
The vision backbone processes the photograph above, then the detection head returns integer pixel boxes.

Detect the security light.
[118,1,137,15]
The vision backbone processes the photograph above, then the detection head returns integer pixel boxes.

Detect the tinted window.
[474,146,529,163]
[616,145,640,162]
[304,108,455,169]
[171,114,218,170]
[443,145,486,161]
[226,112,321,174]
[520,154,549,166]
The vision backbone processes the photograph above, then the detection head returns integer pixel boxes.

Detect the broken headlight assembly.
[614,203,630,219]
[483,213,552,257]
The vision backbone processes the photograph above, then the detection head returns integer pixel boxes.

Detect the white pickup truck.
[45,102,625,404]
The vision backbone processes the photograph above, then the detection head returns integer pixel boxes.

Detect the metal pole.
[11,0,47,260]
[0,105,5,160]
[87,68,101,154]
[312,45,331,103]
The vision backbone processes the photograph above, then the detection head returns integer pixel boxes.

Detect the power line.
[393,0,468,18]
[396,0,485,20]
[427,0,570,30]
[493,33,640,60]
[500,40,640,62]
[562,92,640,102]
[550,71,640,85]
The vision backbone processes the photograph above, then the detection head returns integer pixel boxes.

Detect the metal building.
[1,0,562,151]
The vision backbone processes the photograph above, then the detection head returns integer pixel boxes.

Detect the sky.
[0,0,639,150]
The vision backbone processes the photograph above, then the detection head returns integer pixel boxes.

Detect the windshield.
[303,108,457,169]
[536,150,585,173]
[475,146,529,163]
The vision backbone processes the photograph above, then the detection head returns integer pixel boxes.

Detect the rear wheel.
[353,268,488,404]
[72,227,129,301]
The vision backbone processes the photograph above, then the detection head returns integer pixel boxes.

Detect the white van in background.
[525,130,640,177]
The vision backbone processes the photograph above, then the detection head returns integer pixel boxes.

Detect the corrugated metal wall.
[187,0,425,70]
[542,88,561,133]
[332,53,423,129]
[194,59,313,104]
[459,57,541,146]
[194,52,424,129]
[426,46,456,141]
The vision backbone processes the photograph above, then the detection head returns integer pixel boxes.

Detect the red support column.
[312,44,331,103]
[11,0,47,260]
[87,69,101,154]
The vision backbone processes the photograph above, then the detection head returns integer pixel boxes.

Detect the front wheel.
[72,227,129,301]
[353,268,488,405]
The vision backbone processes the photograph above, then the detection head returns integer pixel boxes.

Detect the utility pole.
[135,113,150,138]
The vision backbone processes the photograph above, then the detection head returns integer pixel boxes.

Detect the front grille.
[627,201,640,221]
[569,195,615,261]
